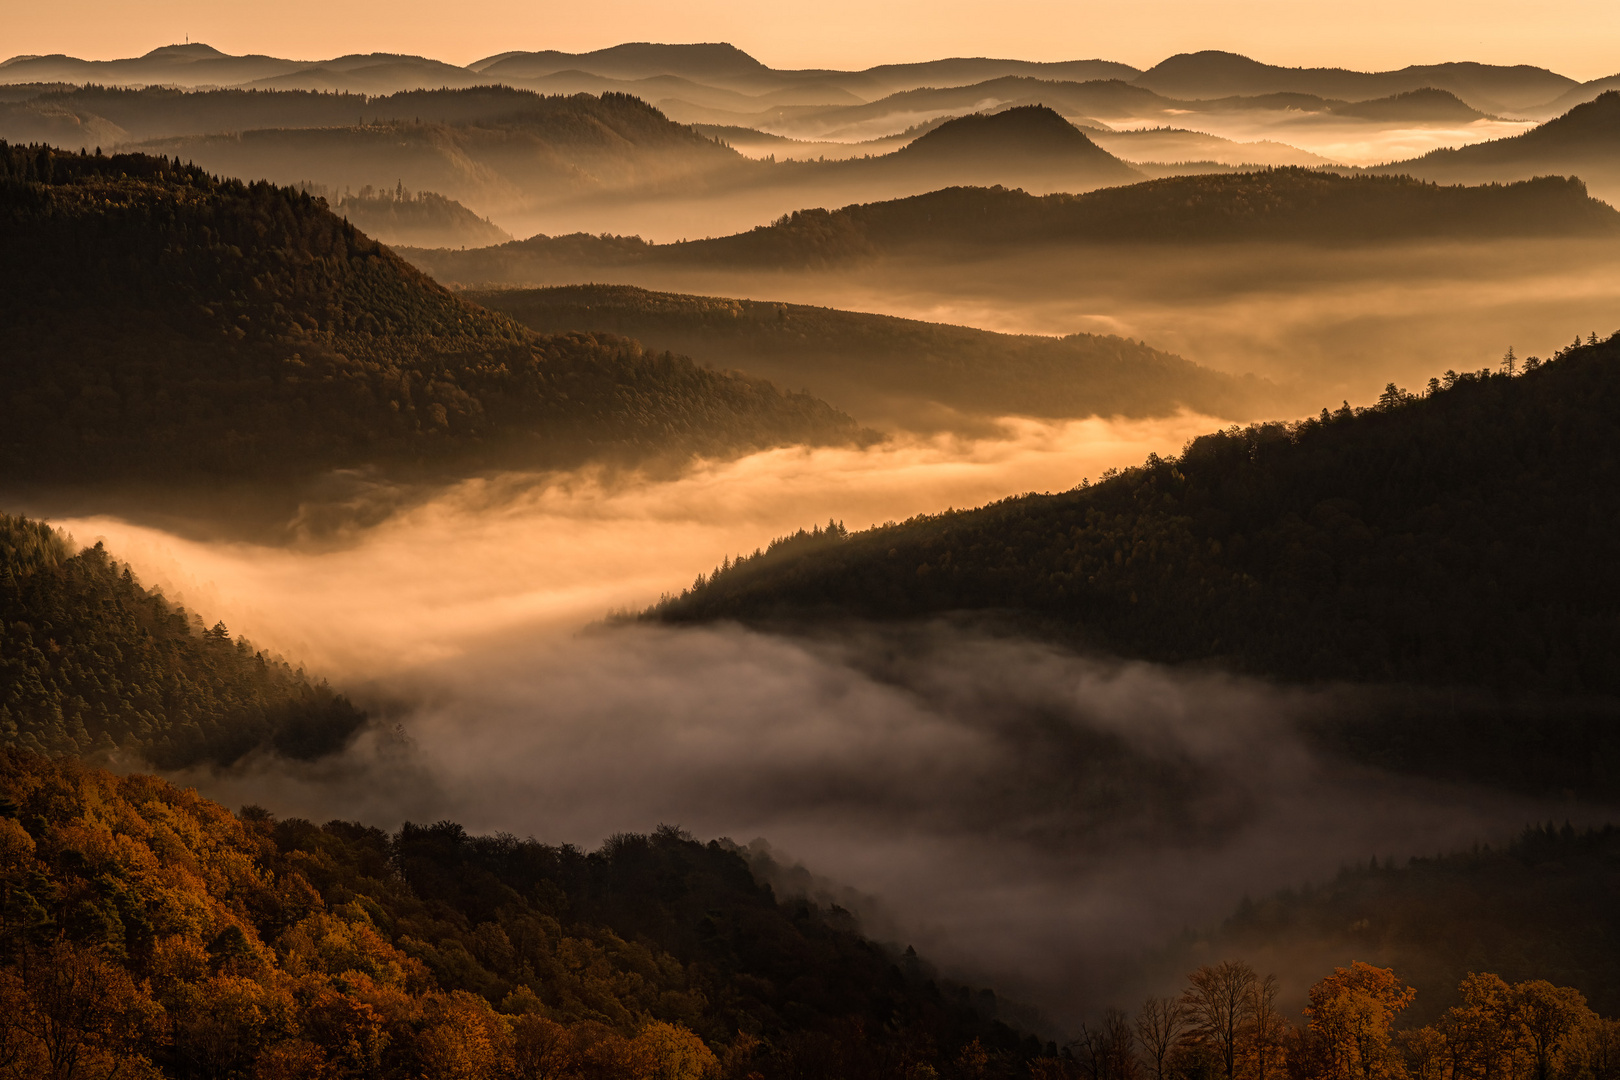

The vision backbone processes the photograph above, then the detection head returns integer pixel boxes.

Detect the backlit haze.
[6,0,1619,80]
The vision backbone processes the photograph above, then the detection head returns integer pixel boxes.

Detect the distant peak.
[140,43,229,60]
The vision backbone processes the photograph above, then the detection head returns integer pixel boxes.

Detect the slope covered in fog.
[0,143,858,493]
[474,283,1277,430]
[1372,91,1620,198]
[1166,822,1620,1023]
[650,336,1620,794]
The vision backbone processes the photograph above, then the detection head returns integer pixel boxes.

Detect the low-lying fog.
[57,415,1571,1027]
[452,238,1620,409]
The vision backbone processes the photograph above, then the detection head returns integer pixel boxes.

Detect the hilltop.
[648,336,1620,798]
[884,105,1140,183]
[0,143,858,497]
[473,284,1279,430]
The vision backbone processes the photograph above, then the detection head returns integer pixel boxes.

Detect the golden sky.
[6,0,1620,80]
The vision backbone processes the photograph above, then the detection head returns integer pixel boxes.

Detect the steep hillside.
[648,337,1620,796]
[473,284,1278,429]
[0,515,364,768]
[0,749,1043,1078]
[407,169,1620,285]
[1373,91,1620,194]
[0,143,857,492]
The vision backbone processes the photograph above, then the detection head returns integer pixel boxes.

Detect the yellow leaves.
[0,817,34,872]
[632,1019,721,1080]
[277,910,422,989]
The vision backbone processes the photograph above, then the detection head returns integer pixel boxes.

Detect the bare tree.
[1137,997,1186,1080]
[1247,973,1287,1080]
[1183,961,1258,1080]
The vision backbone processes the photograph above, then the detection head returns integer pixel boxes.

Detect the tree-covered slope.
[0,749,1042,1078]
[472,284,1281,429]
[649,338,1620,794]
[408,169,1620,285]
[0,515,364,768]
[0,143,857,489]
[1166,823,1620,1025]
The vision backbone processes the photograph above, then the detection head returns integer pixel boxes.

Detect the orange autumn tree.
[1304,963,1416,1080]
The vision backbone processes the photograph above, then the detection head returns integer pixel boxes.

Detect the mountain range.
[2,43,1605,117]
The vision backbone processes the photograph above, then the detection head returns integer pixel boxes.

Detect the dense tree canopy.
[650,336,1620,796]
[0,515,364,768]
[0,142,858,489]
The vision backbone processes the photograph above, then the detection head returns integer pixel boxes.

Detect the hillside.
[1158,823,1620,1025]
[0,143,858,494]
[883,105,1140,184]
[472,284,1280,429]
[0,515,365,768]
[1132,51,1576,113]
[0,749,1043,1079]
[1329,87,1490,122]
[406,170,1620,285]
[1373,91,1620,196]
[648,337,1620,797]
[333,184,512,248]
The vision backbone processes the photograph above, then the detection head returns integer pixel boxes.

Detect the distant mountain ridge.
[0,41,1599,115]
[402,170,1620,286]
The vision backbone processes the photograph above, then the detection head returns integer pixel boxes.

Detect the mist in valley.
[44,418,1576,1027]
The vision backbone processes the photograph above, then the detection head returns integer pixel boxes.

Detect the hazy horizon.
[6,10,1620,82]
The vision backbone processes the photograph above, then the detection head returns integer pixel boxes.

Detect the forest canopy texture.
[650,336,1620,798]
[0,143,857,490]
[0,514,364,768]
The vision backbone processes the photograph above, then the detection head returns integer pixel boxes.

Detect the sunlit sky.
[6,0,1620,81]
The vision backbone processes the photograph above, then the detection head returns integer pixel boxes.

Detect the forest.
[404,168,1620,286]
[0,749,1614,1080]
[649,335,1620,796]
[0,514,365,768]
[472,284,1282,430]
[0,142,858,495]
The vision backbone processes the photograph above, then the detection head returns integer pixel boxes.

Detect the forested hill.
[407,169,1620,283]
[474,284,1281,430]
[0,515,365,768]
[0,749,1043,1078]
[650,337,1620,794]
[0,143,858,491]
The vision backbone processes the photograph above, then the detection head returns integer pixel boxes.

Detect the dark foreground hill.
[0,143,857,496]
[0,515,364,768]
[650,337,1620,798]
[0,749,1044,1078]
[474,284,1280,429]
[408,169,1620,284]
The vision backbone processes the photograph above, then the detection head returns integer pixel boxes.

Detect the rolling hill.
[647,336,1620,798]
[473,284,1278,430]
[1371,91,1620,198]
[0,143,858,498]
[1131,51,1576,114]
[404,169,1620,286]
